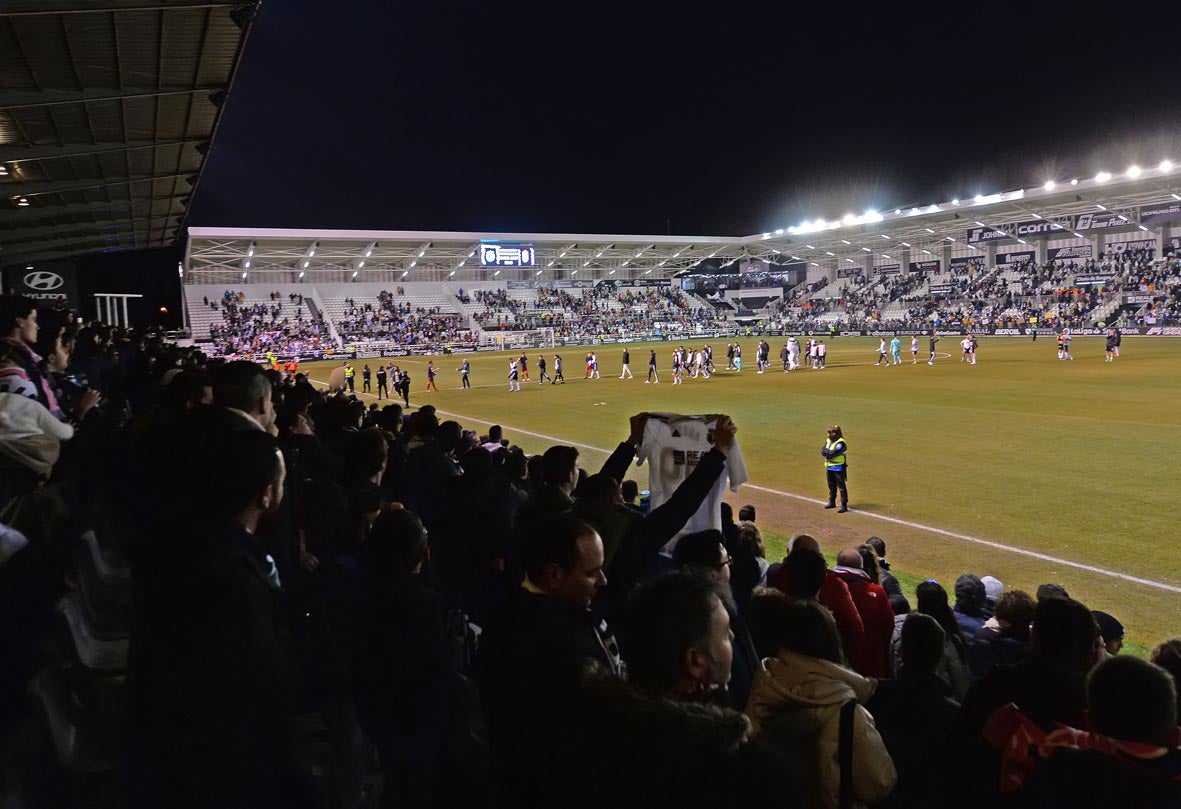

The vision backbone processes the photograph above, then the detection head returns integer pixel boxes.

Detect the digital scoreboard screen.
[480,242,535,267]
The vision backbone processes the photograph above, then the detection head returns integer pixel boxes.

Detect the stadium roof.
[187,165,1181,282]
[0,0,256,267]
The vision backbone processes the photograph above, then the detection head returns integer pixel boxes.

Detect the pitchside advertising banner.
[6,261,79,307]
[1105,238,1156,255]
[873,264,901,275]
[909,260,940,273]
[1140,203,1181,225]
[995,251,1035,266]
[948,256,982,271]
[1047,245,1093,261]
[965,219,1069,243]
[1074,211,1132,231]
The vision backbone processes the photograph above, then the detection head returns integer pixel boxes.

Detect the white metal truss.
[186,166,1181,283]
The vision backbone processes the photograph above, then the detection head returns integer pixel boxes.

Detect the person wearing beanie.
[953,573,988,640]
[1093,611,1125,656]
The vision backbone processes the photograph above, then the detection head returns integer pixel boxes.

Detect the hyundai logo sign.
[24,271,64,291]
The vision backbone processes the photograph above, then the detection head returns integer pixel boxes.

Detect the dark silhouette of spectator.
[970,589,1035,678]
[869,614,961,809]
[1092,610,1125,656]
[1151,639,1181,697]
[768,535,867,670]
[960,596,1101,735]
[864,536,901,597]
[953,573,989,640]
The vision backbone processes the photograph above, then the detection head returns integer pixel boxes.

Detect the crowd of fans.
[3,291,1181,808]
[208,289,331,357]
[335,290,473,346]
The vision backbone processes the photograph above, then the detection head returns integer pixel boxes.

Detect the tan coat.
[746,649,896,809]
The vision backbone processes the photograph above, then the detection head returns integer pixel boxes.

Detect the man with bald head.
[834,548,895,677]
[768,535,866,670]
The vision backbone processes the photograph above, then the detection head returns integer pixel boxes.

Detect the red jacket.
[768,566,866,670]
[833,568,895,677]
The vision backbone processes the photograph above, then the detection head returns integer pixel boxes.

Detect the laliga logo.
[24,271,64,291]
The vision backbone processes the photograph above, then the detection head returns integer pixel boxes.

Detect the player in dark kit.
[362,364,372,393]
[537,355,552,384]
[927,334,940,365]
[398,371,411,406]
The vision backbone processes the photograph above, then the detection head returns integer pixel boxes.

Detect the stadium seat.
[56,592,128,672]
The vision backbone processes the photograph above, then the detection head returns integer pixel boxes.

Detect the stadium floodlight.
[357,260,365,268]
[910,208,921,215]
[241,272,247,279]
[644,269,652,275]
[1070,179,1078,185]
[572,270,578,276]
[458,260,466,267]
[1073,232,1084,238]
[893,209,901,215]
[790,255,800,260]
[881,234,891,239]
[583,260,591,267]
[247,242,255,257]
[925,228,935,233]
[401,270,409,278]
[946,236,955,242]
[1126,165,1142,178]
[1173,193,1181,201]
[418,250,425,257]
[410,260,417,267]
[658,260,666,266]
[921,250,931,255]
[825,251,835,256]
[841,239,851,245]
[842,214,856,225]
[845,259,855,263]
[449,270,456,276]
[1139,225,1150,231]
[974,221,986,227]
[298,271,304,278]
[0,165,7,176]
[622,260,630,267]
[1118,215,1128,222]
[951,199,959,206]
[535,270,543,276]
[1095,204,1106,211]
[1017,239,1027,244]
[352,271,358,278]
[901,242,911,247]
[17,198,30,206]
[882,254,891,259]
[1095,171,1111,183]
[559,251,567,257]
[609,269,616,275]
[1044,181,1055,190]
[860,247,871,253]
[806,245,815,250]
[364,242,375,258]
[547,261,554,267]
[468,250,475,258]
[775,228,784,235]
[1160,160,1173,172]
[810,262,819,267]
[493,270,500,276]
[244,260,251,269]
[1031,213,1042,219]
[302,260,310,268]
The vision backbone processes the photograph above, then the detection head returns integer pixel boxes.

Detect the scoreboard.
[480,242,535,267]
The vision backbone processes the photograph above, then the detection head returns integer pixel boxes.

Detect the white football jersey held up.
[636,414,748,552]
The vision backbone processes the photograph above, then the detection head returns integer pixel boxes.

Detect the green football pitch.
[300,335,1181,647]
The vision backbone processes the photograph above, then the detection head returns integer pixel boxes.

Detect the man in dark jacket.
[869,614,961,809]
[959,596,1101,736]
[479,514,623,805]
[127,429,308,809]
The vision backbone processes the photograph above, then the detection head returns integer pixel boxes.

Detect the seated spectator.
[768,535,867,671]
[738,504,756,522]
[746,597,897,809]
[960,596,1101,735]
[986,656,1181,807]
[953,573,989,639]
[833,549,895,678]
[981,575,1003,612]
[620,478,641,512]
[898,580,970,699]
[1036,582,1069,601]
[869,614,961,809]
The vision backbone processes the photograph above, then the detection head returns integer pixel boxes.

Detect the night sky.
[189,0,1181,238]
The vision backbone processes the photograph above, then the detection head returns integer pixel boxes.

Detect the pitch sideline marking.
[307,379,1181,594]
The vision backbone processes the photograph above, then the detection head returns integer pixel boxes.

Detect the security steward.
[821,425,849,513]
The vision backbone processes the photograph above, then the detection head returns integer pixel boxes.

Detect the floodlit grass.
[301,335,1181,647]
